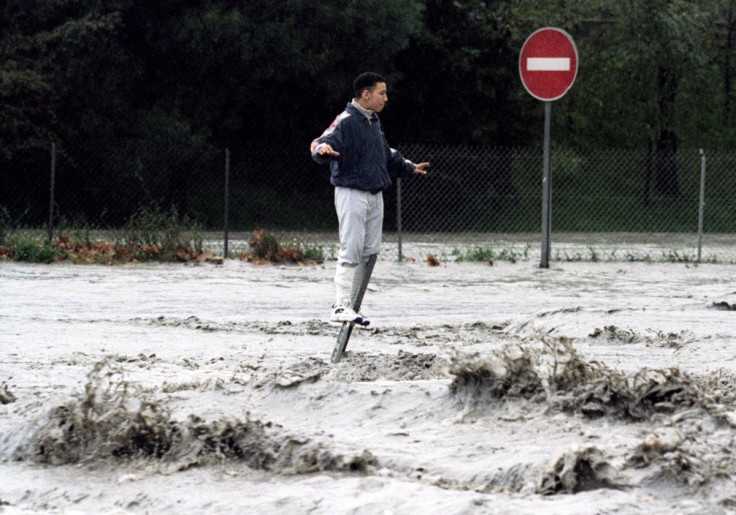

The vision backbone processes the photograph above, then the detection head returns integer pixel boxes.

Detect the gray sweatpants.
[333,186,383,306]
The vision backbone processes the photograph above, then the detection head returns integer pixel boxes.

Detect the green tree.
[492,0,723,198]
[589,0,711,196]
[122,0,424,148]
[0,63,53,159]
[677,0,736,149]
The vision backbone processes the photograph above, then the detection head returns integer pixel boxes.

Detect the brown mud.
[3,261,736,513]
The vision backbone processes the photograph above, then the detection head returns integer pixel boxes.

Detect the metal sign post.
[697,149,706,263]
[48,142,56,243]
[519,27,579,268]
[541,101,552,266]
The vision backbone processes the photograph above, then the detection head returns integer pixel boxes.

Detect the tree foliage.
[2,0,735,152]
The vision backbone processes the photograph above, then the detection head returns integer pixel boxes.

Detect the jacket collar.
[348,100,378,122]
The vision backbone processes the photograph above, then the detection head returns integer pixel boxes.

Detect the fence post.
[224,148,230,259]
[697,149,706,263]
[396,177,403,261]
[48,142,56,243]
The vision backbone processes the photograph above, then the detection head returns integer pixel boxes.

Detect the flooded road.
[1,259,735,514]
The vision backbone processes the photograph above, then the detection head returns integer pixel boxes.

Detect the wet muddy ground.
[1,259,736,514]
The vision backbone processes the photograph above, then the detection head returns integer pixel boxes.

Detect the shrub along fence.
[2,140,735,263]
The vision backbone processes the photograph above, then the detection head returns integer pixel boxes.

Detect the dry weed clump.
[2,235,221,264]
[30,360,173,463]
[238,229,305,264]
[426,254,441,266]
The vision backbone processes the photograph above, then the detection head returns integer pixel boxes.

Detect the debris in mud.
[448,345,544,401]
[711,301,736,311]
[448,338,600,403]
[559,367,702,420]
[538,338,603,394]
[22,360,377,474]
[625,431,707,488]
[271,357,326,389]
[697,369,736,407]
[590,326,690,349]
[273,371,322,389]
[697,370,736,427]
[537,446,620,495]
[149,315,235,333]
[589,325,640,343]
[720,496,736,509]
[641,427,685,456]
[0,383,16,404]
[449,338,704,420]
[251,357,326,389]
[645,330,691,349]
[477,462,536,494]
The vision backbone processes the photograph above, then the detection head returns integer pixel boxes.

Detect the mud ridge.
[329,350,445,382]
[248,351,446,388]
[14,360,377,475]
[142,316,335,336]
[144,317,511,345]
[373,322,507,347]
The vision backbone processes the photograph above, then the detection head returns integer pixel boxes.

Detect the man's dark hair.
[353,72,386,98]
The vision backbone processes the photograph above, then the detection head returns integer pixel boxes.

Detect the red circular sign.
[519,27,578,101]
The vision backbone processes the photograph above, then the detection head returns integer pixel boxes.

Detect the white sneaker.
[331,304,362,324]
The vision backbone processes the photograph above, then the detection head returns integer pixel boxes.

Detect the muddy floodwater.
[1,258,736,514]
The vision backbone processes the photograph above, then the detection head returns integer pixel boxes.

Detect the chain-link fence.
[2,140,735,262]
[393,144,736,263]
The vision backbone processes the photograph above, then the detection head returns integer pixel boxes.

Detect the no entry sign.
[519,27,578,101]
[518,28,579,268]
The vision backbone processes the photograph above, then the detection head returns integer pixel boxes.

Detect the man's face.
[362,82,388,113]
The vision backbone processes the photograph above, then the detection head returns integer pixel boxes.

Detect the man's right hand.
[317,144,340,156]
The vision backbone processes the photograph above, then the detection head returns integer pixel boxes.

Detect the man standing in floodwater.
[310,72,429,325]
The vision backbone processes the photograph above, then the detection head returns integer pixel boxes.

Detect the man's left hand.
[413,162,430,175]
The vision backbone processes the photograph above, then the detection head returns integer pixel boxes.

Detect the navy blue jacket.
[311,102,415,193]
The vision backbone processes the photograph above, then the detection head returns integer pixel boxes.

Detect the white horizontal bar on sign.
[526,57,570,71]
